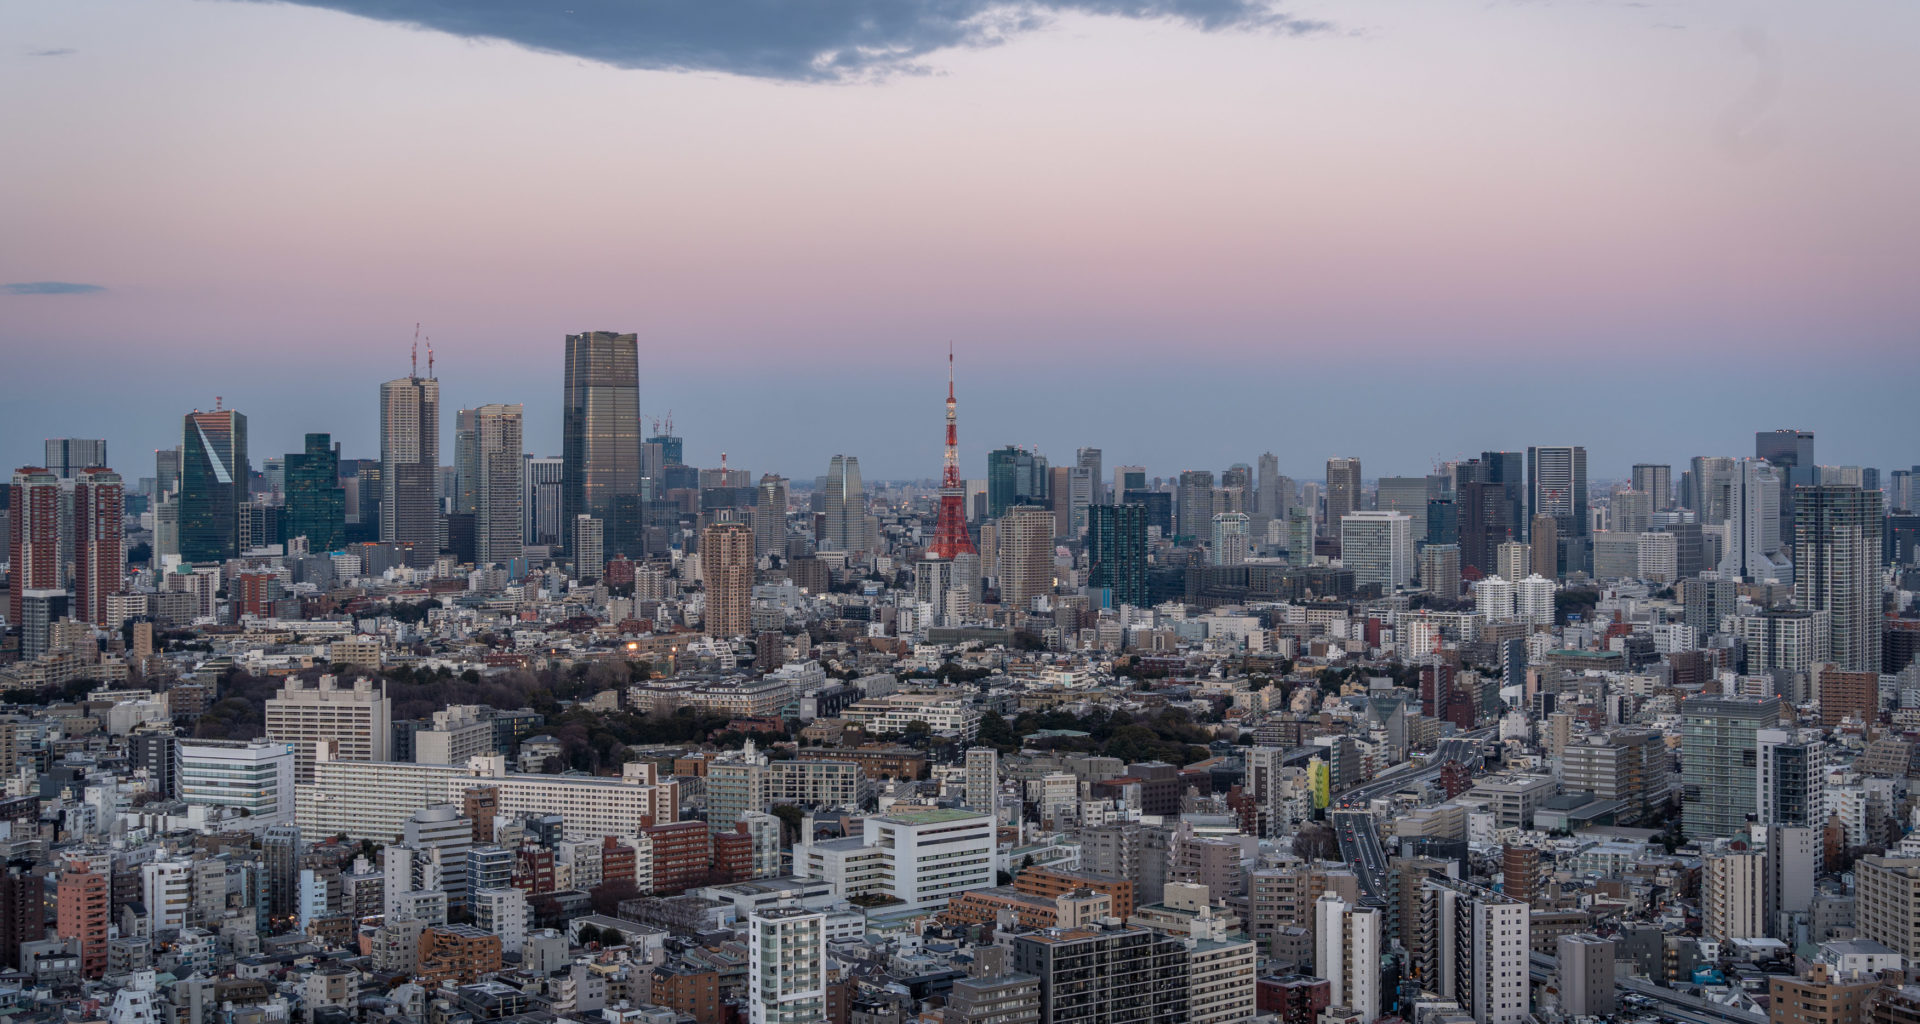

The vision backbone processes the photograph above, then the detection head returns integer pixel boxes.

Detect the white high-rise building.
[1637,531,1678,584]
[1514,574,1558,626]
[1474,575,1516,621]
[1209,512,1250,567]
[472,887,528,953]
[1420,877,1530,1024]
[1315,892,1381,1023]
[748,906,827,1024]
[1720,458,1792,582]
[1340,510,1413,590]
[1495,541,1531,585]
[794,808,994,912]
[463,403,524,566]
[143,858,193,931]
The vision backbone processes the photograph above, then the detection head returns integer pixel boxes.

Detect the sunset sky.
[4,0,1916,481]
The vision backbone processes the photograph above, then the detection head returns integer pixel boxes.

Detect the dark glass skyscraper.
[284,433,345,553]
[1087,503,1149,608]
[1759,428,1817,547]
[986,445,1048,519]
[180,408,248,563]
[562,331,641,552]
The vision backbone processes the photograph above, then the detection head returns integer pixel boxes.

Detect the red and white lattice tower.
[930,346,975,559]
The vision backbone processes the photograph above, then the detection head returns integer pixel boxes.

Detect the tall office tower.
[1086,504,1149,608]
[1632,464,1674,510]
[1478,450,1526,527]
[1324,457,1362,532]
[998,506,1054,613]
[1495,541,1531,583]
[1047,465,1093,540]
[1315,893,1382,1023]
[459,404,524,566]
[72,469,124,626]
[1209,512,1250,567]
[283,434,345,553]
[1421,544,1462,602]
[1114,465,1146,503]
[1013,925,1190,1024]
[1795,485,1886,673]
[702,522,754,639]
[264,674,392,784]
[1758,429,1817,546]
[1286,507,1315,566]
[56,861,109,978]
[747,906,828,1024]
[1757,728,1826,829]
[1720,458,1793,581]
[1681,694,1781,839]
[561,331,641,551]
[1688,455,1737,523]
[1527,446,1588,575]
[1528,514,1558,579]
[1558,935,1616,1018]
[44,438,106,479]
[180,407,248,563]
[154,446,182,497]
[453,411,479,515]
[753,475,789,557]
[1611,490,1653,535]
[1175,470,1215,542]
[1701,840,1767,942]
[573,515,604,581]
[1457,481,1511,575]
[964,746,998,814]
[987,445,1049,519]
[1340,511,1413,590]
[1076,447,1104,505]
[379,366,440,559]
[1376,476,1433,542]
[8,468,60,627]
[821,454,869,552]
[1255,452,1281,516]
[523,456,563,546]
[1419,877,1530,1024]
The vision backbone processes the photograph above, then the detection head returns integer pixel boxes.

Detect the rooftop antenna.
[214,395,223,411]
[411,322,421,378]
[426,336,435,378]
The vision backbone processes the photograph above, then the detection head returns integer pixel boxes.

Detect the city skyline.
[5,0,1918,480]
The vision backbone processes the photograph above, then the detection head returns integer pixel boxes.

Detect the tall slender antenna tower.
[930,343,975,558]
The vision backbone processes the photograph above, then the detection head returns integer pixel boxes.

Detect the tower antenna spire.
[411,322,420,378]
[930,341,975,559]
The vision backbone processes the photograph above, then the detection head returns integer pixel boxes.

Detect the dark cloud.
[3,282,105,295]
[28,47,76,56]
[248,0,1332,80]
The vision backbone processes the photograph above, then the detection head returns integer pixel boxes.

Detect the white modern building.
[1315,892,1381,1023]
[748,905,827,1024]
[264,674,391,783]
[794,808,994,913]
[176,739,296,823]
[472,887,529,953]
[1340,511,1413,591]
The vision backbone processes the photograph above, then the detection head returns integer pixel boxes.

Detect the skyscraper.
[1527,445,1588,576]
[1720,458,1792,582]
[1758,429,1817,546]
[43,438,106,479]
[283,433,346,553]
[523,456,563,546]
[1256,452,1282,518]
[997,506,1054,612]
[1530,515,1559,581]
[464,404,524,566]
[987,446,1048,519]
[1175,469,1215,542]
[1076,447,1104,506]
[754,474,789,557]
[1324,457,1362,532]
[380,371,440,561]
[1794,485,1885,673]
[1209,512,1249,566]
[1340,511,1413,590]
[821,455,868,552]
[1421,543,1462,602]
[1632,464,1673,510]
[1087,504,1149,609]
[8,468,60,627]
[180,407,248,564]
[1681,694,1781,840]
[72,468,124,626]
[561,332,641,551]
[702,522,754,639]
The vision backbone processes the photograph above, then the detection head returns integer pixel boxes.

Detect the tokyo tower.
[929,346,975,559]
